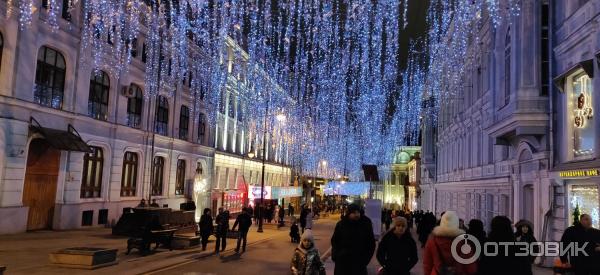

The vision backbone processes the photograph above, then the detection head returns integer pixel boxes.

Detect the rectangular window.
[175,159,186,195]
[61,0,71,20]
[228,94,235,118]
[152,156,164,196]
[126,85,143,128]
[198,113,206,144]
[81,146,103,198]
[120,152,138,197]
[155,96,169,136]
[569,72,595,159]
[179,105,190,140]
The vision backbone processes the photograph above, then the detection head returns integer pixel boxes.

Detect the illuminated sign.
[247,186,302,200]
[559,169,600,178]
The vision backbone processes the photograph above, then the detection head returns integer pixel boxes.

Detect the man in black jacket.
[214,208,229,254]
[560,214,600,275]
[232,207,252,253]
[331,204,376,275]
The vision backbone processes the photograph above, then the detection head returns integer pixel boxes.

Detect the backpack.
[434,239,457,275]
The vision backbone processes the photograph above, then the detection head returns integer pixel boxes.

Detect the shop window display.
[569,184,599,228]
[570,72,594,159]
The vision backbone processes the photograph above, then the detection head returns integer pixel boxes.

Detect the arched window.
[155,96,169,135]
[34,46,66,109]
[179,105,190,140]
[151,156,165,196]
[120,152,138,197]
[126,84,143,128]
[504,28,511,106]
[81,146,104,198]
[88,70,110,120]
[198,113,206,144]
[175,159,186,195]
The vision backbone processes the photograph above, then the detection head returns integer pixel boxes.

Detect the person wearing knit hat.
[290,230,325,275]
[423,211,477,275]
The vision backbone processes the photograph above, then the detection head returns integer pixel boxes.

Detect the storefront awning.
[553,59,594,92]
[29,117,92,153]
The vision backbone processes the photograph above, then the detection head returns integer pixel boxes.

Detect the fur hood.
[431,211,464,238]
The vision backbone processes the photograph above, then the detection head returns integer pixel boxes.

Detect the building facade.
[210,38,293,215]
[378,146,421,211]
[548,0,600,242]
[0,1,216,233]
[420,0,552,237]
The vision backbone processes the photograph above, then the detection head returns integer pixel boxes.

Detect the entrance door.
[23,139,60,230]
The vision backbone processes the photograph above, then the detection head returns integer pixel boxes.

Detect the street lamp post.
[257,96,269,233]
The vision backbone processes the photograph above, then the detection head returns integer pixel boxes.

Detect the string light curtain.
[7,0,521,177]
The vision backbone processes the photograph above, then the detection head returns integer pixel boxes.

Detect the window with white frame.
[568,71,595,159]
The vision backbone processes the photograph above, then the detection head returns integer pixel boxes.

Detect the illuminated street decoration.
[5,0,521,176]
[324,181,370,196]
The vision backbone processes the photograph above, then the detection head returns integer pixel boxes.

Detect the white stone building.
[0,1,214,233]
[420,0,552,238]
[210,38,293,215]
[548,0,600,242]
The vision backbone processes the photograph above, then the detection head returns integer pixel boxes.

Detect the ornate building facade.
[420,0,552,237]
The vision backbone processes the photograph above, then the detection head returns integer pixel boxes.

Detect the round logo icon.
[451,234,481,264]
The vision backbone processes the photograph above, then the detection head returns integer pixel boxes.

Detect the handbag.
[434,239,456,275]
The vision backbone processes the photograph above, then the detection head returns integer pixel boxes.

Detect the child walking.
[290,230,326,275]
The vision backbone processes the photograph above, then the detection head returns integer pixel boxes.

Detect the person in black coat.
[232,207,252,253]
[467,219,486,246]
[515,219,537,265]
[300,206,308,233]
[214,208,229,254]
[560,214,600,275]
[198,208,214,251]
[331,204,376,275]
[376,217,418,275]
[417,212,435,248]
[478,216,531,275]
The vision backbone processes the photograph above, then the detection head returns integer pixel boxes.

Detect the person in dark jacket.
[290,219,300,243]
[300,206,308,233]
[478,216,531,275]
[466,219,486,246]
[232,207,252,253]
[376,216,418,275]
[288,203,295,217]
[198,208,213,251]
[515,219,537,265]
[331,204,376,275]
[278,204,286,226]
[560,214,600,275]
[417,212,436,248]
[214,208,229,254]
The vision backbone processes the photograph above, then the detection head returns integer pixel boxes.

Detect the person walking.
[291,230,326,275]
[376,217,418,275]
[305,208,314,231]
[198,208,213,251]
[214,207,229,254]
[289,203,295,217]
[384,209,392,231]
[423,211,477,275]
[478,216,530,275]
[417,212,435,248]
[300,206,308,233]
[232,207,252,253]
[279,204,286,226]
[466,219,486,246]
[331,204,376,275]
[515,219,538,266]
[560,214,600,275]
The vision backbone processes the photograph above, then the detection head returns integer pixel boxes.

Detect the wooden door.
[23,139,60,230]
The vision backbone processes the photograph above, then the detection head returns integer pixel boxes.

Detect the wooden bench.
[126,229,176,255]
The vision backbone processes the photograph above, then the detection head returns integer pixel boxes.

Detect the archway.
[22,139,61,230]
